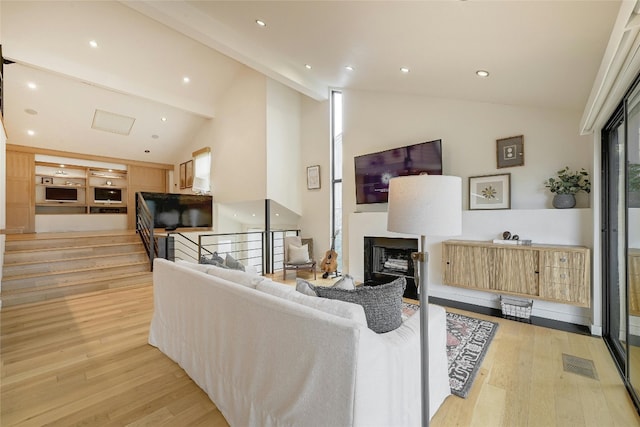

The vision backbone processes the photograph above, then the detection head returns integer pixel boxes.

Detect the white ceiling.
[1,0,622,165]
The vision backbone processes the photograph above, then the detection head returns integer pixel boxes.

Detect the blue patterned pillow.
[315,277,406,333]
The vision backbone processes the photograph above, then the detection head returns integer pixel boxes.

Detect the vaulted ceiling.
[1,1,621,164]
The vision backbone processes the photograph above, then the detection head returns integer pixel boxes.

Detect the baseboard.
[429,296,592,336]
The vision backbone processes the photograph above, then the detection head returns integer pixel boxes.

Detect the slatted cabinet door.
[442,242,494,290]
[494,248,539,296]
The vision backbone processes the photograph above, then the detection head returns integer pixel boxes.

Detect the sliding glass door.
[603,75,640,410]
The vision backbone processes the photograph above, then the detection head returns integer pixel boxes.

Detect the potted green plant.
[544,166,591,208]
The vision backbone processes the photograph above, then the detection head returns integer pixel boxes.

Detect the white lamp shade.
[387,175,462,236]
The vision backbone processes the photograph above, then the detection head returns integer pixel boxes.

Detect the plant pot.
[553,194,576,209]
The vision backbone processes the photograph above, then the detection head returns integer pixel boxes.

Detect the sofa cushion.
[225,253,246,271]
[257,280,367,326]
[206,264,265,289]
[315,277,406,333]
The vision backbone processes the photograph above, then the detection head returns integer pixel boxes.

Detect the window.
[192,147,211,194]
[331,91,343,273]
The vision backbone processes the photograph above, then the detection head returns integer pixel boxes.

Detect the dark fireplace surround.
[363,236,419,300]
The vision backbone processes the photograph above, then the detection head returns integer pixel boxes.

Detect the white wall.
[210,68,267,205]
[266,79,303,215]
[299,97,331,255]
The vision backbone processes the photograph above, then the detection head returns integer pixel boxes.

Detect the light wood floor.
[2,276,639,426]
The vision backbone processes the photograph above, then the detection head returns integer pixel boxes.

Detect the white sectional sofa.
[148,258,451,426]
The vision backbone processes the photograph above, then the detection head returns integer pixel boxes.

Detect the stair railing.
[135,192,156,270]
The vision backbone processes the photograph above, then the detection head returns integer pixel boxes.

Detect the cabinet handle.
[559,257,567,263]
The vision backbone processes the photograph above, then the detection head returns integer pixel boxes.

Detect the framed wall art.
[179,162,187,189]
[185,160,194,188]
[469,173,511,210]
[307,165,320,190]
[496,135,524,168]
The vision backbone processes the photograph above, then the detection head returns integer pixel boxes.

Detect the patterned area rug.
[402,303,499,398]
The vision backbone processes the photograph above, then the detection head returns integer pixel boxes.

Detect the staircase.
[1,231,152,307]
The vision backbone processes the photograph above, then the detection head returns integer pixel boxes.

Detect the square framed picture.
[307,165,320,190]
[469,173,511,210]
[496,135,524,168]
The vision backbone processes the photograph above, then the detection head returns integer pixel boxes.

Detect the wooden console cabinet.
[442,240,591,307]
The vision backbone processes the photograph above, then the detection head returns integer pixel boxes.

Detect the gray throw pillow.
[296,278,317,296]
[225,253,246,271]
[200,255,227,268]
[315,277,406,333]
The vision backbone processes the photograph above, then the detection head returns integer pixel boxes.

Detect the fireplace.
[364,236,419,299]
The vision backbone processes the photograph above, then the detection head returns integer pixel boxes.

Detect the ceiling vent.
[91,109,135,135]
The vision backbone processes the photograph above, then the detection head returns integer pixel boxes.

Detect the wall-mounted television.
[138,192,213,229]
[45,187,78,203]
[95,187,122,203]
[354,139,443,204]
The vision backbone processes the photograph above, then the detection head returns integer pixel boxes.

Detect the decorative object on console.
[496,135,524,168]
[387,174,462,426]
[307,165,320,190]
[544,166,590,209]
[469,173,511,210]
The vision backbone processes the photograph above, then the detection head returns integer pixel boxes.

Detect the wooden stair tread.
[4,251,147,267]
[0,272,152,296]
[2,261,149,281]
[4,241,144,254]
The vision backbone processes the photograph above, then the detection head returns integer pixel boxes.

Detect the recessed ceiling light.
[24,108,38,115]
[27,82,37,90]
[305,64,312,70]
[345,66,354,71]
[476,70,490,77]
[183,76,190,83]
[400,67,410,73]
[108,169,113,172]
[252,213,256,217]
[27,130,35,136]
[59,164,65,168]
[255,19,266,27]
[275,213,280,216]
[89,40,98,48]
[161,117,167,122]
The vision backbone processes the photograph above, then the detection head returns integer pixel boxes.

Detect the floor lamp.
[387,175,462,426]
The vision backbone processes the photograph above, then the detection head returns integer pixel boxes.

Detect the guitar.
[321,231,339,279]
